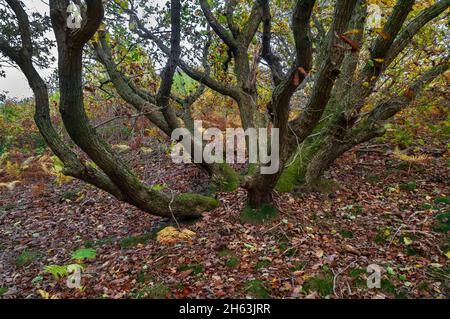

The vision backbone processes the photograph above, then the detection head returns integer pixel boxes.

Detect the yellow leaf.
[140,147,153,155]
[393,147,431,163]
[156,226,196,245]
[55,173,73,186]
[112,144,131,154]
[6,161,21,178]
[343,29,363,36]
[0,151,9,166]
[37,289,50,299]
[403,237,413,246]
[180,229,196,238]
[445,251,450,259]
[443,70,450,82]
[375,29,390,40]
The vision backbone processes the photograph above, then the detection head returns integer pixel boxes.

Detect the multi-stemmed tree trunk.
[92,1,241,191]
[0,0,448,217]
[0,0,219,219]
[121,0,448,207]
[278,0,449,193]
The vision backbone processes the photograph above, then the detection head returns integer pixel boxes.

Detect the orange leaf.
[375,29,390,40]
[297,67,308,77]
[292,71,300,87]
[339,34,360,52]
[333,43,346,50]
[404,88,415,99]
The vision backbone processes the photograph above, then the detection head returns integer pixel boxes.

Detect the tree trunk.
[246,176,273,207]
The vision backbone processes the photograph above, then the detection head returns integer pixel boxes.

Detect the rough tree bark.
[282,0,449,191]
[93,4,240,191]
[1,0,219,219]
[2,0,447,215]
[246,0,359,206]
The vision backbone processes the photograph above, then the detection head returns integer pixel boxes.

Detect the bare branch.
[156,0,182,130]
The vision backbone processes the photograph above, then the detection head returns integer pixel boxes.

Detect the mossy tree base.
[212,163,241,192]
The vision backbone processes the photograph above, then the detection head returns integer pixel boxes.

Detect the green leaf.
[386,266,396,275]
[44,265,68,279]
[31,275,43,284]
[50,155,64,173]
[244,243,256,250]
[71,248,96,261]
[403,237,413,246]
[173,71,197,96]
[67,264,84,273]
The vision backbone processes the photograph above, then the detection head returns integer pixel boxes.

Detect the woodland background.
[0,0,449,299]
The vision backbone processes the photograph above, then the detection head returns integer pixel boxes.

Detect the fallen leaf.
[403,237,413,246]
[0,180,21,190]
[315,249,324,258]
[345,244,361,255]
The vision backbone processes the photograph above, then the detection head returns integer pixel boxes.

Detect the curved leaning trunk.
[43,0,220,219]
[92,38,239,192]
[22,60,124,198]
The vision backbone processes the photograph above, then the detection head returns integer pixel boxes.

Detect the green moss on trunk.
[276,138,321,192]
[212,163,240,192]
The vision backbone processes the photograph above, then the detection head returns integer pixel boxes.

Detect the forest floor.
[0,143,449,299]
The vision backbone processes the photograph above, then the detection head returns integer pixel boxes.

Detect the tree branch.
[240,0,265,47]
[369,0,415,73]
[156,0,182,130]
[130,11,241,100]
[289,0,358,144]
[71,0,104,48]
[365,60,449,124]
[261,0,285,84]
[199,0,237,49]
[226,0,240,38]
[5,0,33,56]
[292,0,315,69]
[93,36,171,135]
[385,0,450,67]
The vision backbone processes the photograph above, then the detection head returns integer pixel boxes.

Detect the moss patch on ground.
[240,203,278,224]
[242,280,270,298]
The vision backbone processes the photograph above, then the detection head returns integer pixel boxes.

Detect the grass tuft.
[240,203,278,224]
[243,280,270,299]
[15,249,38,268]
